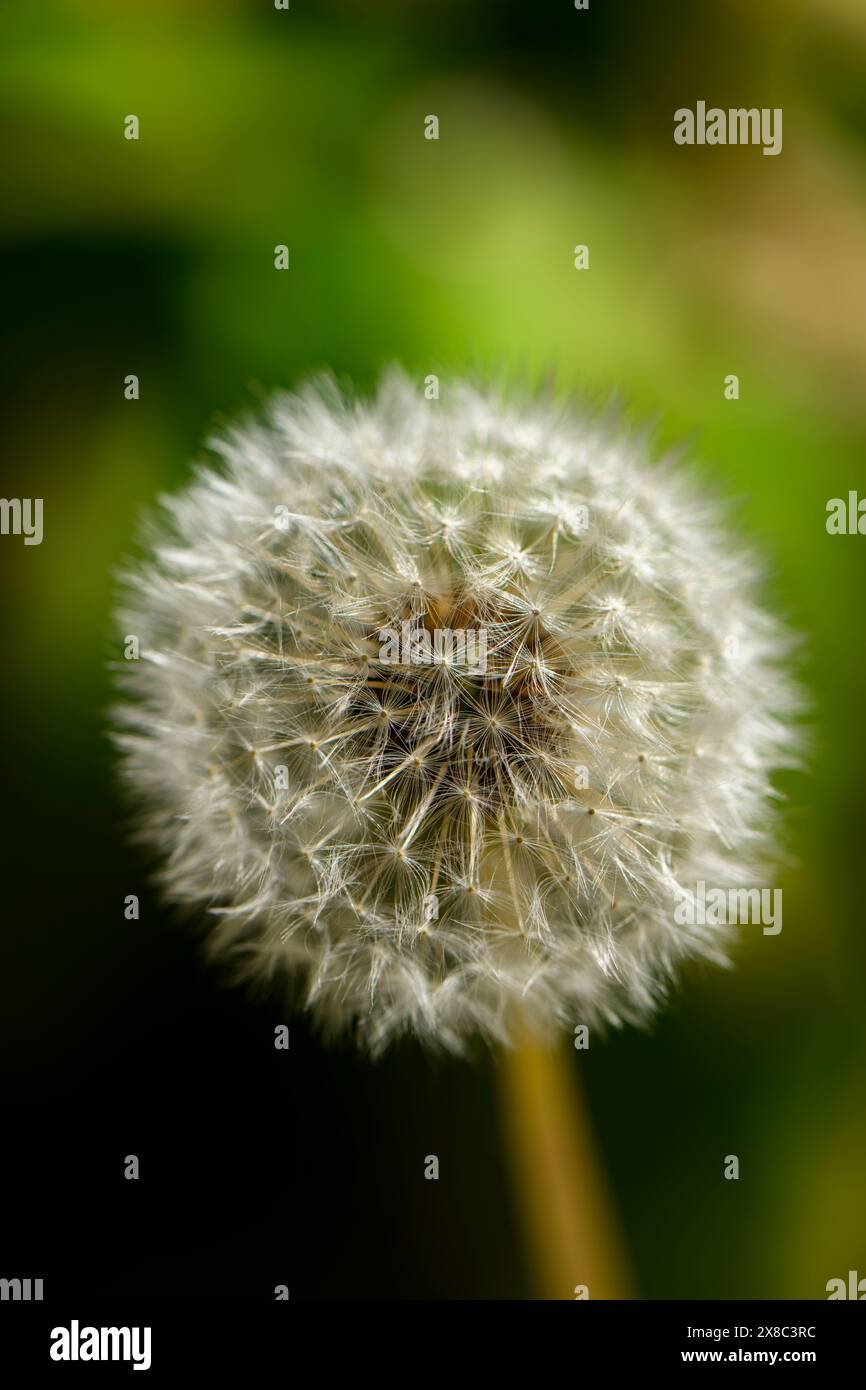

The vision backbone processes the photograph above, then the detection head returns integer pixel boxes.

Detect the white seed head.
[113,372,801,1054]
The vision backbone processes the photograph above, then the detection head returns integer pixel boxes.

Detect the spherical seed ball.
[112,372,801,1055]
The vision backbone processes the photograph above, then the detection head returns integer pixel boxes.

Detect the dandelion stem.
[497,1035,633,1300]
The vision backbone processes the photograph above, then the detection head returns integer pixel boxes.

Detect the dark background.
[2,0,865,1299]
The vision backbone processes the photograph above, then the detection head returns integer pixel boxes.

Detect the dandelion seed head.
[113,372,801,1054]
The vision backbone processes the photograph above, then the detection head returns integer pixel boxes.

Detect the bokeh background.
[2,0,865,1299]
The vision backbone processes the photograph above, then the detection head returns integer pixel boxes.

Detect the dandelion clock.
[112,373,800,1295]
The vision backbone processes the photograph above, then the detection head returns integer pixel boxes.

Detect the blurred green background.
[1,0,865,1299]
